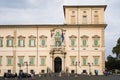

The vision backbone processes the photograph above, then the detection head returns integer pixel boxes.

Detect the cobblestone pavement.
[0,73,120,80]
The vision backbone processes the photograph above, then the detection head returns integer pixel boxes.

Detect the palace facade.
[0,5,107,76]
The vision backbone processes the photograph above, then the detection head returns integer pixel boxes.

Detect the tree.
[107,55,114,61]
[112,38,120,59]
[105,59,120,71]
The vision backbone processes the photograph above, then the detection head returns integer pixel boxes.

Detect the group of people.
[103,69,112,76]
[4,72,17,80]
[3,71,35,80]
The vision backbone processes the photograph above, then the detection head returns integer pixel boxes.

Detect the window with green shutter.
[19,57,24,64]
[92,35,100,47]
[40,35,47,47]
[29,39,35,47]
[40,57,46,66]
[30,57,35,66]
[83,39,86,47]
[18,40,20,46]
[71,39,75,47]
[94,39,98,46]
[82,57,87,66]
[7,39,13,47]
[41,39,45,46]
[69,35,77,48]
[7,57,12,66]
[0,39,3,47]
[81,35,88,47]
[94,57,99,65]
[18,39,24,47]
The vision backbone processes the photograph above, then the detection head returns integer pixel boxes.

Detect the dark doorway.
[54,57,62,73]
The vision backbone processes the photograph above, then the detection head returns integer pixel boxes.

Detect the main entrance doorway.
[54,57,62,73]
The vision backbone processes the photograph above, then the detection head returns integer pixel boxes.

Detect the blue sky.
[0,0,120,58]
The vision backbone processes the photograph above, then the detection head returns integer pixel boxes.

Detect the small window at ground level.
[41,70,45,73]
[71,70,75,73]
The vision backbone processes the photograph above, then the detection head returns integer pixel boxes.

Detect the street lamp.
[74,61,80,75]
[24,61,31,74]
[88,63,93,75]
[24,61,31,80]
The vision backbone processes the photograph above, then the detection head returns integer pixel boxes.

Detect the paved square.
[1,74,120,80]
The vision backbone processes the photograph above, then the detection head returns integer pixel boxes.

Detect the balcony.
[50,45,66,54]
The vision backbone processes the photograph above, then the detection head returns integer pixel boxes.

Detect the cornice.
[63,5,107,10]
[0,24,107,28]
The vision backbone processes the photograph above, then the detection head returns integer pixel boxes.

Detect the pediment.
[81,35,89,38]
[69,35,77,38]
[18,35,25,38]
[92,35,100,38]
[28,35,36,38]
[6,35,14,38]
[39,35,47,38]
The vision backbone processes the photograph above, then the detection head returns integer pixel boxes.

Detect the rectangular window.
[71,16,75,24]
[94,57,99,65]
[0,57,2,66]
[94,15,99,24]
[40,57,46,66]
[0,39,3,47]
[29,39,35,47]
[18,57,24,65]
[7,57,13,66]
[41,39,45,47]
[18,40,24,47]
[70,57,75,66]
[71,39,75,47]
[82,57,87,66]
[94,39,98,46]
[82,16,87,24]
[7,39,13,47]
[82,39,87,47]
[30,57,35,66]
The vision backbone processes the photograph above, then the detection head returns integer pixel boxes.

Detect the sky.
[0,0,120,58]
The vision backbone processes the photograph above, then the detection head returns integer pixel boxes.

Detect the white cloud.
[0,0,120,59]
[64,0,106,5]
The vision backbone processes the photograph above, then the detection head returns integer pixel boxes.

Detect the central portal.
[54,57,62,73]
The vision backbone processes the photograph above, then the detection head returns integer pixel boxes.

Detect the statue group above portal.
[51,29,65,47]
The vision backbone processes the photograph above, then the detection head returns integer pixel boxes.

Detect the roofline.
[0,24,107,28]
[63,5,107,10]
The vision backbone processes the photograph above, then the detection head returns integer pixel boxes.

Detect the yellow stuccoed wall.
[0,5,107,76]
